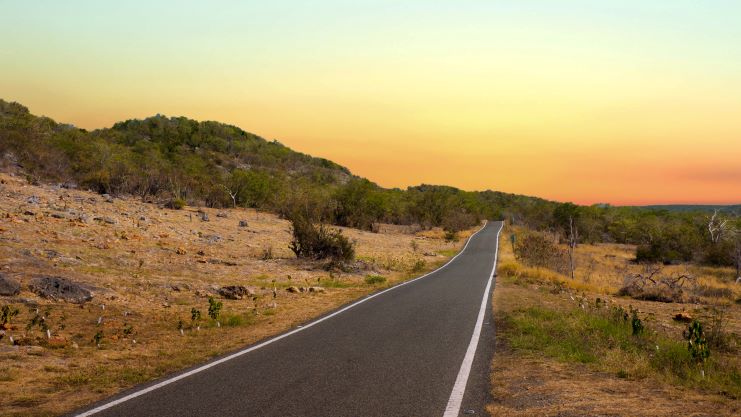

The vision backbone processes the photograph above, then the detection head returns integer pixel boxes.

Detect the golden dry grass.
[0,172,476,416]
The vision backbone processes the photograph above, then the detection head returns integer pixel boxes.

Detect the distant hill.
[639,205,741,215]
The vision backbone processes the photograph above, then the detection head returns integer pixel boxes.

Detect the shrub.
[410,259,426,273]
[288,214,355,262]
[364,275,387,285]
[207,297,222,321]
[685,320,710,366]
[514,232,569,275]
[167,198,186,210]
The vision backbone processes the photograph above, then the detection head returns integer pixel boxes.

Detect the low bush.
[166,198,186,210]
[288,214,355,262]
[364,275,387,285]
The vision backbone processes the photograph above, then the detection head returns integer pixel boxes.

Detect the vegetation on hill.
[1,99,739,268]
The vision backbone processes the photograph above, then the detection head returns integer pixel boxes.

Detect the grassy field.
[489,225,740,416]
[0,172,475,416]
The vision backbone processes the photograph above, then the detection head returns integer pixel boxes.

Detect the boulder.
[238,220,249,228]
[219,285,254,300]
[0,274,21,296]
[673,312,693,323]
[29,276,92,304]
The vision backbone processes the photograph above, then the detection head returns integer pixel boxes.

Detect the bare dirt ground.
[488,227,740,416]
[0,172,474,416]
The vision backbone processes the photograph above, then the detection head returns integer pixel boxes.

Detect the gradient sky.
[2,1,740,205]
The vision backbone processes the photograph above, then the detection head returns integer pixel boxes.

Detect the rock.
[673,312,693,322]
[219,285,254,300]
[176,247,187,255]
[216,212,228,218]
[308,286,325,293]
[203,235,222,244]
[29,276,92,304]
[239,220,249,228]
[200,212,209,222]
[23,210,36,216]
[26,196,40,205]
[77,213,90,223]
[102,194,114,203]
[286,286,300,294]
[93,216,117,225]
[0,273,21,296]
[50,213,67,219]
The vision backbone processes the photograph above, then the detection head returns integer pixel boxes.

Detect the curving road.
[73,221,503,417]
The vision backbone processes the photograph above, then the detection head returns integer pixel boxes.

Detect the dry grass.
[490,225,741,416]
[0,172,476,416]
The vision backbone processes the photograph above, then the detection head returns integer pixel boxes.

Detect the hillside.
[0,99,552,232]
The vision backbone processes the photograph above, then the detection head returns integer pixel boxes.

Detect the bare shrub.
[618,265,697,303]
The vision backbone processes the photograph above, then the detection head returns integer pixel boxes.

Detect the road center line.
[443,222,502,417]
[75,221,491,416]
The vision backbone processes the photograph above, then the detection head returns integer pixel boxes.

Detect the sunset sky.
[1,1,740,205]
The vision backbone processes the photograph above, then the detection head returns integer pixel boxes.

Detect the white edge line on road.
[442,221,503,417]
[75,221,492,416]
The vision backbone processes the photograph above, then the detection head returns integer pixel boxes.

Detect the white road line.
[443,221,502,417]
[75,221,492,416]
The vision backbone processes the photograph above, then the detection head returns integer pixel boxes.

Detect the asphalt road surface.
[74,221,503,417]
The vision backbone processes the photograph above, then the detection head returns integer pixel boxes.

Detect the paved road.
[74,221,503,417]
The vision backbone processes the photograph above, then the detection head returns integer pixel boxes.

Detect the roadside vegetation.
[490,225,740,416]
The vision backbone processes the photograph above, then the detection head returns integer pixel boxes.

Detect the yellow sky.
[2,1,740,205]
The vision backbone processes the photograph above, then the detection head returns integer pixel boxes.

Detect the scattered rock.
[238,220,249,228]
[216,212,228,218]
[0,273,21,296]
[673,312,693,323]
[286,286,300,294]
[219,285,254,300]
[29,276,92,304]
[203,234,222,244]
